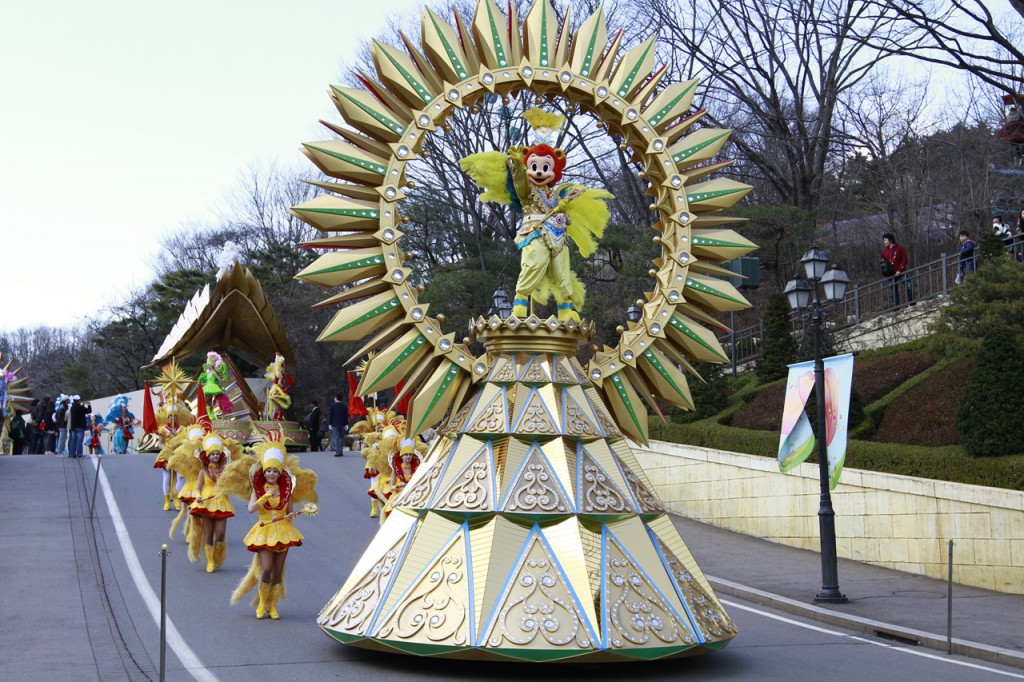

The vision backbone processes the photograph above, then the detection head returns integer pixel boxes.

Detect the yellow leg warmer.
[204,545,215,573]
[213,541,227,568]
[268,584,281,620]
[369,498,379,518]
[163,494,171,511]
[256,582,270,619]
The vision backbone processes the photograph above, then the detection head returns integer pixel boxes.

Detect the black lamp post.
[489,287,513,319]
[784,247,851,604]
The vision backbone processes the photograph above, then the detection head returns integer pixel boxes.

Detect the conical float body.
[318,322,736,661]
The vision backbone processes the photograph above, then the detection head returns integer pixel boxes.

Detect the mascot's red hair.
[522,143,566,186]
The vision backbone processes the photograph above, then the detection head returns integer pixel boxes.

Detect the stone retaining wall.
[637,440,1024,594]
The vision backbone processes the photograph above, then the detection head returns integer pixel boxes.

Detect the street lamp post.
[784,247,851,604]
[489,287,513,319]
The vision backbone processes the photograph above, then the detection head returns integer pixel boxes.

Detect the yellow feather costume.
[459,108,613,320]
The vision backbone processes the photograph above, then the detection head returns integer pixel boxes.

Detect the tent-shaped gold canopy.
[147,261,294,368]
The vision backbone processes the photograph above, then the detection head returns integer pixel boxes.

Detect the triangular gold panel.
[479,529,598,655]
[560,386,605,440]
[444,400,474,434]
[510,386,560,436]
[465,384,511,435]
[645,515,736,642]
[553,356,579,385]
[498,442,574,516]
[373,519,473,648]
[426,436,490,506]
[652,533,738,644]
[576,444,638,517]
[390,448,447,512]
[601,527,697,653]
[517,354,551,383]
[432,443,496,515]
[582,386,623,438]
[608,439,659,495]
[317,509,417,638]
[318,519,414,636]
[617,455,666,515]
[488,354,516,384]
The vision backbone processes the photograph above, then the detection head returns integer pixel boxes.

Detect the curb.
[708,576,1024,670]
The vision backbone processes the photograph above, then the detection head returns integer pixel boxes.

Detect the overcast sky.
[1,0,423,332]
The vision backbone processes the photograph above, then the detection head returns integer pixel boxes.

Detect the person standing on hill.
[957,230,977,283]
[881,233,913,308]
[328,394,349,457]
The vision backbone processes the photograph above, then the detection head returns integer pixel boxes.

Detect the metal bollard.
[160,544,168,681]
[89,455,103,519]
[947,539,954,655]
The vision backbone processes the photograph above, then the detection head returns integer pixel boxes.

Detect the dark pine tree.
[756,292,799,383]
[956,323,1024,457]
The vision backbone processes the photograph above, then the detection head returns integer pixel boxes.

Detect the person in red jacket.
[881,233,913,308]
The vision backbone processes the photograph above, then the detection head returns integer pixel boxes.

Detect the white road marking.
[91,456,219,682]
[722,598,1024,679]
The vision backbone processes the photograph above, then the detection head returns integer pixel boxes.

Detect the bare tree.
[859,0,1024,96]
[633,0,901,213]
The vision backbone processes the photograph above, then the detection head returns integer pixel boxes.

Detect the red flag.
[142,381,157,434]
[394,379,411,416]
[348,371,367,417]
[195,385,213,429]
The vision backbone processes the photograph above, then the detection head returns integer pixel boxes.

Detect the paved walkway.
[2,454,1022,678]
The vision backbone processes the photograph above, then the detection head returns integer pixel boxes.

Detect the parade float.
[0,351,31,455]
[294,0,757,661]
[147,251,308,449]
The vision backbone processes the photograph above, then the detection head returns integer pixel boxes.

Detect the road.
[67,454,1023,681]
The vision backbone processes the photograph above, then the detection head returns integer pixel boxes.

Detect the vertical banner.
[777,353,854,489]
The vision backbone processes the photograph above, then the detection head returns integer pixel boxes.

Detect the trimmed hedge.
[649,418,1024,490]
[648,339,1024,491]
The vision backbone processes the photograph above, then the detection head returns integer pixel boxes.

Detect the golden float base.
[318,326,736,662]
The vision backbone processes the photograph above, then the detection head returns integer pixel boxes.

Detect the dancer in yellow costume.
[151,361,193,510]
[230,433,318,620]
[460,108,613,321]
[189,432,240,573]
[167,425,206,543]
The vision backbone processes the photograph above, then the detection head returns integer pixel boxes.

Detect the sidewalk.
[3,455,1022,675]
[669,515,1024,669]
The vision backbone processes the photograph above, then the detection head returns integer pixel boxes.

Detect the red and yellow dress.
[189,463,234,519]
[243,479,303,552]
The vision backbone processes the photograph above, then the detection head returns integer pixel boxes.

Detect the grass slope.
[652,342,1024,491]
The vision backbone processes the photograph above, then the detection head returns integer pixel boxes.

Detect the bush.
[650,418,1024,490]
[872,357,968,446]
[956,323,1024,456]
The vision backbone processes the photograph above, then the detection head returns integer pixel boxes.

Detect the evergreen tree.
[956,322,1024,457]
[756,292,798,383]
[930,255,1024,356]
[978,230,1007,262]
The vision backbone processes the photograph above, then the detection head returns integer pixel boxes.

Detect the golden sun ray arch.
[292,0,757,443]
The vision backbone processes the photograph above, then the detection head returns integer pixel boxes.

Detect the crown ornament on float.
[291,0,757,663]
